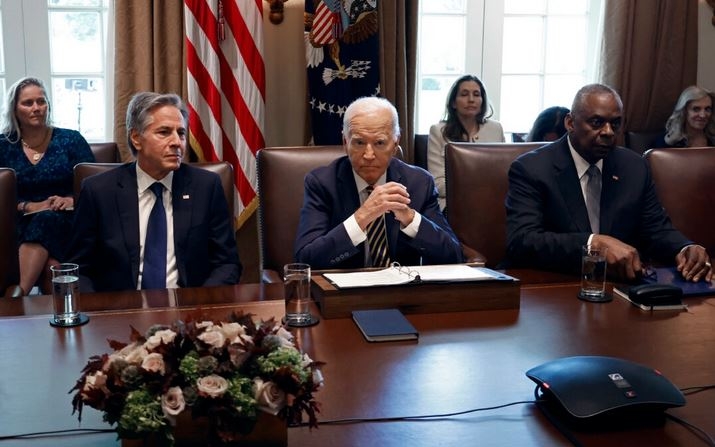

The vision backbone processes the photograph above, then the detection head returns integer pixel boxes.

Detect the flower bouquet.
[71,312,323,446]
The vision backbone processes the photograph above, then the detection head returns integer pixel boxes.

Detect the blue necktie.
[142,182,167,289]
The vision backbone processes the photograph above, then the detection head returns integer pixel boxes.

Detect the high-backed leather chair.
[644,147,715,255]
[74,161,235,224]
[89,142,122,163]
[445,142,545,268]
[257,146,345,283]
[625,130,662,155]
[0,168,20,294]
[414,134,428,169]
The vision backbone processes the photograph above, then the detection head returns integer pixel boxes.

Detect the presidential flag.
[184,0,265,228]
[304,0,379,144]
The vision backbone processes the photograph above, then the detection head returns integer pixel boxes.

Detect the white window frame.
[416,0,602,135]
[0,0,113,142]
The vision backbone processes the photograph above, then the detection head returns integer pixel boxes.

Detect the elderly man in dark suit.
[66,92,241,292]
[294,96,462,269]
[505,83,711,282]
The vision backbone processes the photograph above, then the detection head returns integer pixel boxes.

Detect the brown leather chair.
[89,142,122,163]
[414,134,428,169]
[445,142,545,268]
[644,147,715,256]
[73,161,235,225]
[625,130,662,155]
[256,146,345,283]
[0,168,20,294]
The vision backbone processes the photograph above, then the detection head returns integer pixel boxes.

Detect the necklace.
[21,128,51,162]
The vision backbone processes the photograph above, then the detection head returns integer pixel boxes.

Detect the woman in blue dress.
[0,77,94,297]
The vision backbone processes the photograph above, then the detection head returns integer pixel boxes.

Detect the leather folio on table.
[311,265,520,319]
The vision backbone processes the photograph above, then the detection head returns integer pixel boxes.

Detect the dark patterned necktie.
[142,182,167,289]
[365,185,391,267]
[585,164,601,233]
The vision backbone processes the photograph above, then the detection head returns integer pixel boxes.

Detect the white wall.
[697,0,715,91]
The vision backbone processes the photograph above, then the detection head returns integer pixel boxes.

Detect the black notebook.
[352,309,419,342]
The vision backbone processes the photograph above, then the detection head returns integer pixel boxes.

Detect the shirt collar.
[352,170,387,193]
[567,135,603,179]
[136,163,174,194]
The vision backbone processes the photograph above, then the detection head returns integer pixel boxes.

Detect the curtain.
[113,0,186,160]
[379,0,418,163]
[599,0,698,133]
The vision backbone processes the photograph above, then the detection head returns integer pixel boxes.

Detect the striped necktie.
[142,182,167,289]
[585,164,601,233]
[365,185,391,267]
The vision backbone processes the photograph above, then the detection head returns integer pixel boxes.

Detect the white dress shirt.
[136,165,178,289]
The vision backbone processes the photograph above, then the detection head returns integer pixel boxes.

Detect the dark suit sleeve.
[199,176,242,286]
[66,180,101,292]
[505,157,589,272]
[405,171,463,264]
[294,171,362,269]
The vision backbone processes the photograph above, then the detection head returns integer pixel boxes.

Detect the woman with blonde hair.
[0,77,94,297]
[659,85,715,148]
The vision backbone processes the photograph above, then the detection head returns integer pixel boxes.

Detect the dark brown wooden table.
[1,274,714,446]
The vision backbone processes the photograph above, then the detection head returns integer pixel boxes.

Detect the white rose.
[161,386,186,424]
[197,374,229,398]
[144,329,177,350]
[196,321,215,330]
[220,322,245,341]
[198,328,226,348]
[123,344,149,364]
[141,352,166,375]
[253,378,286,415]
[274,326,295,347]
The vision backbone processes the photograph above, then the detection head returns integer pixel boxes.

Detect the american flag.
[184,0,265,228]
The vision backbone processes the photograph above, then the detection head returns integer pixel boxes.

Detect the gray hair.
[342,96,401,141]
[0,77,52,143]
[126,92,188,154]
[570,83,623,117]
[664,85,715,145]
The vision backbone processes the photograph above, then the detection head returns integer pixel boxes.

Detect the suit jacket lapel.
[599,155,621,235]
[553,141,592,233]
[171,166,190,276]
[116,164,141,287]
[336,158,361,220]
[385,160,402,255]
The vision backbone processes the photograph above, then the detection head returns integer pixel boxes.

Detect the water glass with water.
[283,263,318,327]
[50,263,88,327]
[578,245,610,302]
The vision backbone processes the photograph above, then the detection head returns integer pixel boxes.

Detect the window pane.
[420,16,465,75]
[421,0,466,14]
[500,75,542,133]
[49,11,103,72]
[545,17,586,73]
[504,0,545,14]
[418,75,459,132]
[51,77,105,140]
[547,0,588,15]
[502,17,543,73]
[543,75,583,110]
